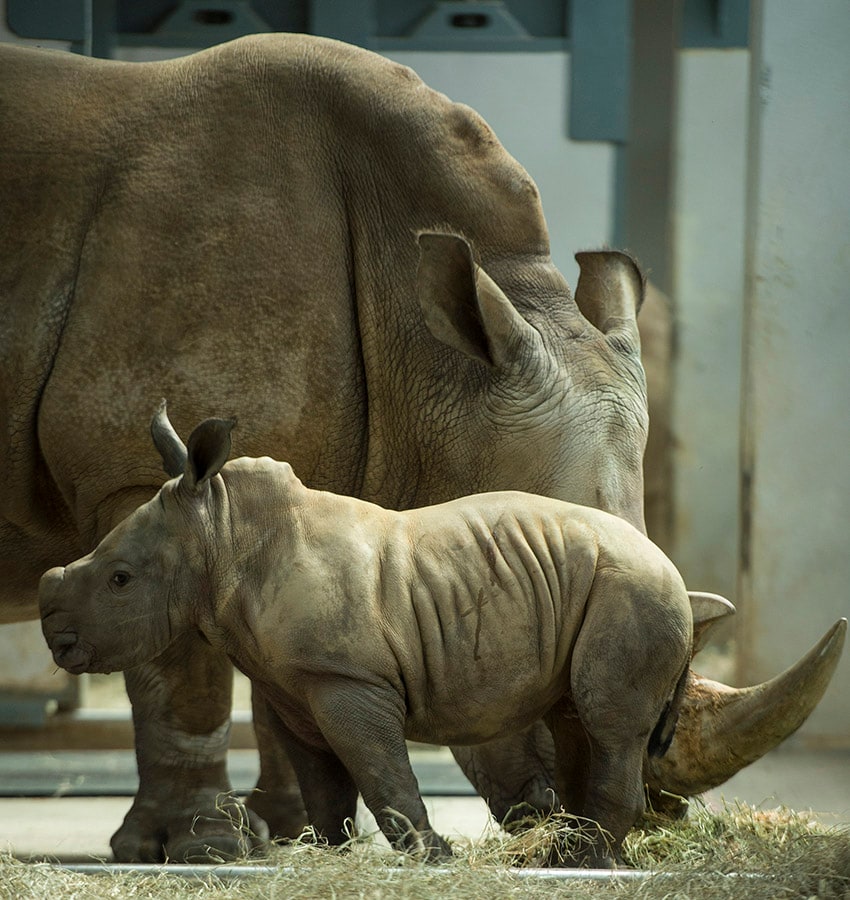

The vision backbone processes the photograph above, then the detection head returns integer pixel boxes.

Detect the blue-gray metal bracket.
[5,0,749,141]
[569,0,631,143]
[6,0,749,54]
[377,0,567,53]
[120,0,272,48]
[569,0,748,141]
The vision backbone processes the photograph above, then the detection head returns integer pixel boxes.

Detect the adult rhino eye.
[111,571,132,588]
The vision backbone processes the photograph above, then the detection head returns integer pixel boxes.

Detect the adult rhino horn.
[646,618,846,798]
[150,399,188,477]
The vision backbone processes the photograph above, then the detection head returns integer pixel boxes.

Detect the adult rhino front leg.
[111,631,269,862]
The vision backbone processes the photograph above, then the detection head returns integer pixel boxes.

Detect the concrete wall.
[738,0,850,742]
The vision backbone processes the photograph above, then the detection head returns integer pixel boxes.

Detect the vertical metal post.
[568,0,631,142]
[310,0,377,48]
[619,0,682,297]
[82,0,93,55]
[90,0,116,58]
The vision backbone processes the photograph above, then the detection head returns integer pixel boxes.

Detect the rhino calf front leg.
[247,686,309,840]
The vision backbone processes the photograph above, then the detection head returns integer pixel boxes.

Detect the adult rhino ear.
[151,399,188,478]
[574,250,644,351]
[416,232,537,368]
[182,417,237,495]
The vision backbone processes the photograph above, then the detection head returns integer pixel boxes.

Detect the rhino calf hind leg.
[544,705,635,867]
[557,583,691,867]
[545,716,650,866]
[571,741,647,867]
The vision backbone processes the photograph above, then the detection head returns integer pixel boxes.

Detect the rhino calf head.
[40,516,184,676]
[40,410,235,675]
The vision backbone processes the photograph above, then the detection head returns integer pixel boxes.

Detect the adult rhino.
[1,34,842,862]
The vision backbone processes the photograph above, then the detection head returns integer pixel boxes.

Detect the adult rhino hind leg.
[111,631,269,862]
[451,723,558,829]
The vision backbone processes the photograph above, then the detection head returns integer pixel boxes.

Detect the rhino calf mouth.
[49,631,94,675]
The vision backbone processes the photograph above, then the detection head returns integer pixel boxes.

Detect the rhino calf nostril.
[53,632,78,649]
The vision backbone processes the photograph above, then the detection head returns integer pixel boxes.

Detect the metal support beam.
[619,0,681,297]
[568,0,631,142]
[310,0,376,49]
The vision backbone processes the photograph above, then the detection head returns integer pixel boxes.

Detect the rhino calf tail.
[648,663,689,758]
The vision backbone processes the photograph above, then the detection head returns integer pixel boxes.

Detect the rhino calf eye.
[111,571,132,588]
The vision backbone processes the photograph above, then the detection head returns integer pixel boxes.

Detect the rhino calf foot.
[245,784,308,841]
[378,810,452,863]
[111,790,269,863]
[530,817,622,869]
[572,851,619,870]
[410,829,453,863]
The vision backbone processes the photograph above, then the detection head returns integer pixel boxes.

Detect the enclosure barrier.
[50,862,767,882]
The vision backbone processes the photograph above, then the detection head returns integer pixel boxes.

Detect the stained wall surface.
[738,0,850,741]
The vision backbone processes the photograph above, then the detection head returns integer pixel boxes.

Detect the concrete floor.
[1,744,847,862]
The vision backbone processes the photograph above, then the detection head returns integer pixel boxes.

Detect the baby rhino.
[41,406,695,867]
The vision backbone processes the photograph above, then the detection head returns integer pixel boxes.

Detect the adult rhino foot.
[111,789,270,862]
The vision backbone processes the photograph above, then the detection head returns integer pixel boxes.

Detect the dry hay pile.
[1,802,848,900]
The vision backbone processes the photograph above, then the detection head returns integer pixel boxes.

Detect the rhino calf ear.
[151,400,188,477]
[182,417,237,494]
